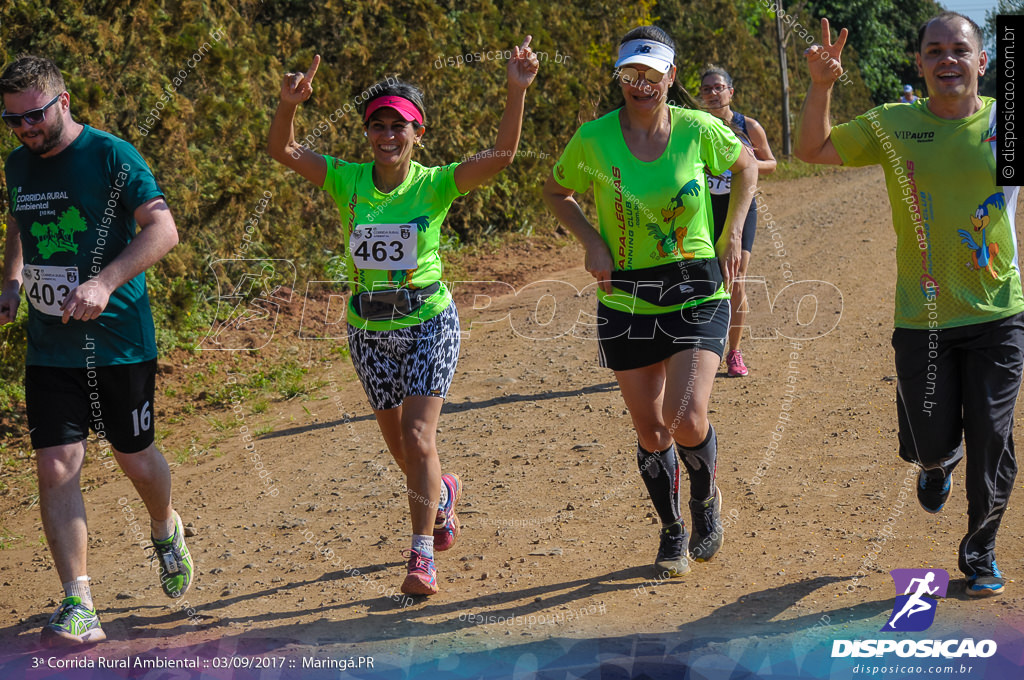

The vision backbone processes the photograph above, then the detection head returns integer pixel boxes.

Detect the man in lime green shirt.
[796,12,1023,597]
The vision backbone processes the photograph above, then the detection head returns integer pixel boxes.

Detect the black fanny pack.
[611,259,723,307]
[353,282,441,321]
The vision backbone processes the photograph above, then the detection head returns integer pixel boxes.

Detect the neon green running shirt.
[831,98,1023,329]
[322,158,466,330]
[553,106,741,314]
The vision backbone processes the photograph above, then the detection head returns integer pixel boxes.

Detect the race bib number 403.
[349,224,418,270]
[23,264,79,316]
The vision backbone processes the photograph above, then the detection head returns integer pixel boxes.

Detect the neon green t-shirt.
[831,98,1023,329]
[552,106,741,314]
[322,158,467,330]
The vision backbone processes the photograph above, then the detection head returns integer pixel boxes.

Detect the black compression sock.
[678,424,718,501]
[636,443,682,526]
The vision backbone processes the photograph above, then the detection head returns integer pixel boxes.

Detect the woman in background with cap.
[699,65,776,378]
[543,26,756,578]
[268,40,538,596]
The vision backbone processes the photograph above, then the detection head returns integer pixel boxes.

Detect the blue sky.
[944,0,996,33]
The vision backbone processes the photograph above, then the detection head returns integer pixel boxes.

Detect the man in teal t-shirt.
[796,13,1022,596]
[0,55,192,646]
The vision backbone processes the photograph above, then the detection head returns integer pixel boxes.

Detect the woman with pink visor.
[268,41,538,596]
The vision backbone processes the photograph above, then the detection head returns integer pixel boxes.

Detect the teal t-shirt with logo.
[5,125,163,366]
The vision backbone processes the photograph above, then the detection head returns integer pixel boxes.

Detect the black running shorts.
[597,298,730,371]
[25,359,157,453]
[711,194,757,253]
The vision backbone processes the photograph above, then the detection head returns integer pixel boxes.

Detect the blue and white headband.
[615,39,676,72]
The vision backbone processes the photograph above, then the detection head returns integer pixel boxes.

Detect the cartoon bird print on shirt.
[957,192,1004,278]
[649,179,701,259]
[388,215,430,287]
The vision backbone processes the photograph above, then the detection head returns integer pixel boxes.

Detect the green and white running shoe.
[151,511,194,598]
[40,596,106,647]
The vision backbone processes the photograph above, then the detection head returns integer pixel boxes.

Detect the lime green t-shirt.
[831,98,1024,329]
[552,106,741,314]
[322,158,467,330]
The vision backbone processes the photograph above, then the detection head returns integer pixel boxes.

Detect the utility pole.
[776,2,792,156]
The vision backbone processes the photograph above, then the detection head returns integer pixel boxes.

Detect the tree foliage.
[985,0,1024,46]
[807,0,942,104]
[0,0,932,292]
[981,1,1024,98]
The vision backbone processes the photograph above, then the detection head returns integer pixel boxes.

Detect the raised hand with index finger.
[280,54,321,105]
[804,18,848,87]
[508,36,540,91]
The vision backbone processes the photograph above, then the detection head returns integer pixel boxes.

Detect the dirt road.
[2,166,1023,679]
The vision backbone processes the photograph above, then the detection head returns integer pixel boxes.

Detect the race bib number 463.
[349,224,418,270]
[23,264,79,316]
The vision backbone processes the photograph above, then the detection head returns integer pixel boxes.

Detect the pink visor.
[363,96,423,125]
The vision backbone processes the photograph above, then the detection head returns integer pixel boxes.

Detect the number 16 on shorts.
[349,224,418,270]
[131,401,152,437]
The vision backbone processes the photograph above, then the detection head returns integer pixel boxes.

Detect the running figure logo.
[31,206,88,259]
[881,568,950,632]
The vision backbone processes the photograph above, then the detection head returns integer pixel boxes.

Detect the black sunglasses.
[2,94,62,129]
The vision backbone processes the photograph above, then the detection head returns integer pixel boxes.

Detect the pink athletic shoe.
[433,473,462,552]
[726,350,748,377]
[400,549,438,595]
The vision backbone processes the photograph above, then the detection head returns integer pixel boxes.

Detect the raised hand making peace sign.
[451,35,539,193]
[280,54,321,105]
[803,18,849,87]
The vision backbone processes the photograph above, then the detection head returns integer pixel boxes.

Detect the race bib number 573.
[23,264,79,316]
[349,224,418,270]
[707,170,732,195]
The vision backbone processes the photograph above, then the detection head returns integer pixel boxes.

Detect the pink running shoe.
[434,473,462,552]
[400,549,438,595]
[726,349,748,377]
